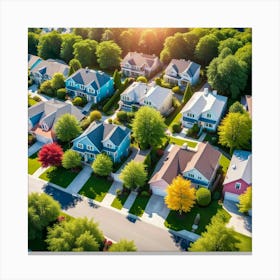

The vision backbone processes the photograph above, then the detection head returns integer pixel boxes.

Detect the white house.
[163,59,201,87]
[181,88,228,132]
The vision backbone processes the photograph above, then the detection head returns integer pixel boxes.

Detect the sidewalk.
[32,166,49,178]
[28,141,44,157]
[102,181,123,206]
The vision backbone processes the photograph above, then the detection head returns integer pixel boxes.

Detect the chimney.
[212,90,217,96]
[85,67,89,73]
[204,88,208,96]
[181,143,188,150]
[232,164,236,170]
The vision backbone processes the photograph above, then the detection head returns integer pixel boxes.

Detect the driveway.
[223,200,252,237]
[28,141,44,157]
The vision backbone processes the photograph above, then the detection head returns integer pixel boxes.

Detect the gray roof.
[66,68,112,90]
[28,99,85,130]
[28,54,41,69]
[144,86,173,108]
[30,59,69,78]
[121,52,159,70]
[223,150,252,185]
[165,59,200,78]
[121,82,151,103]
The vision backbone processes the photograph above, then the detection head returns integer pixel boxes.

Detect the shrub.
[141,190,150,197]
[113,119,121,125]
[80,117,91,130]
[108,118,113,124]
[161,81,172,89]
[116,189,122,196]
[89,110,102,122]
[117,111,127,122]
[171,122,182,133]
[102,89,120,113]
[127,112,135,121]
[56,88,66,100]
[72,96,87,106]
[172,86,181,94]
[28,133,36,146]
[40,80,54,96]
[136,76,148,83]
[196,188,211,206]
[33,95,41,102]
[155,77,162,86]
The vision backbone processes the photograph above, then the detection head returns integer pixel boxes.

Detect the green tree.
[89,110,102,122]
[96,41,122,70]
[46,217,104,252]
[109,239,137,252]
[60,34,82,63]
[229,101,246,114]
[119,29,135,54]
[73,39,98,68]
[189,211,240,252]
[238,186,252,214]
[54,114,82,143]
[92,154,113,177]
[39,80,54,96]
[37,31,62,60]
[196,187,211,206]
[28,32,39,55]
[218,38,243,54]
[73,28,89,39]
[51,73,65,91]
[235,43,252,72]
[136,76,148,83]
[28,193,60,240]
[218,112,252,154]
[101,29,115,42]
[120,161,147,190]
[62,150,82,170]
[69,58,82,76]
[182,83,193,103]
[88,28,104,41]
[207,54,248,99]
[113,70,122,90]
[195,34,219,66]
[138,29,158,54]
[132,106,166,149]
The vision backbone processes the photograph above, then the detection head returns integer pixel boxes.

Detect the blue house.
[65,67,114,104]
[72,122,131,163]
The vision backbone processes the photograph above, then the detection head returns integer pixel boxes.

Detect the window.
[189,173,194,178]
[87,145,93,151]
[88,88,94,93]
[107,143,112,148]
[77,143,83,149]
[198,176,202,180]
[70,81,75,87]
[80,84,85,90]
[207,113,211,118]
[235,182,241,190]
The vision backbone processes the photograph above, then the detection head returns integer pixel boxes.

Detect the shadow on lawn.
[169,232,191,251]
[43,185,82,210]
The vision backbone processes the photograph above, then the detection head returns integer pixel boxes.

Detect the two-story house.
[65,67,114,104]
[181,88,228,132]
[119,82,173,115]
[163,59,201,87]
[30,58,69,85]
[28,99,85,143]
[72,122,131,163]
[28,54,43,71]
[149,142,221,197]
[223,150,252,202]
[120,52,162,78]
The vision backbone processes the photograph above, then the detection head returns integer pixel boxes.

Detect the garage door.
[151,186,166,197]
[224,192,240,202]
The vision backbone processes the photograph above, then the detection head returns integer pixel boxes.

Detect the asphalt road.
[28,176,184,252]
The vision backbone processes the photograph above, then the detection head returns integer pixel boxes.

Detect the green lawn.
[165,105,183,126]
[39,166,79,188]
[28,96,37,107]
[128,195,151,217]
[168,113,182,131]
[234,232,252,252]
[78,174,112,202]
[28,153,41,175]
[164,200,231,235]
[169,136,197,148]
[219,154,230,173]
[111,192,130,210]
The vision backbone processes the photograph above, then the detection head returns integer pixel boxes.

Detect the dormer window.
[207,113,211,118]
[70,81,75,87]
[87,145,93,151]
[107,143,112,148]
[77,143,83,149]
[80,84,85,90]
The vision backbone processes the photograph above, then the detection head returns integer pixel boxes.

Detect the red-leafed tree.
[38,143,63,168]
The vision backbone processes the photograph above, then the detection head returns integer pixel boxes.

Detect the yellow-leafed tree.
[165,175,196,214]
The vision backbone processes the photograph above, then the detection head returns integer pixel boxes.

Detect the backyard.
[169,136,198,148]
[78,174,112,202]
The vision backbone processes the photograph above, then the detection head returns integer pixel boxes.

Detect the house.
[163,59,201,87]
[28,54,42,70]
[30,59,69,85]
[181,88,228,132]
[223,150,252,202]
[28,99,85,143]
[149,142,221,197]
[241,95,252,118]
[120,52,161,78]
[119,82,173,115]
[72,122,131,163]
[65,67,114,103]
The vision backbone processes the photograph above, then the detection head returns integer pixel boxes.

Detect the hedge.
[102,89,120,113]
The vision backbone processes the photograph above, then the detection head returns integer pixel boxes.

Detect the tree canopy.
[54,114,82,143]
[60,34,82,63]
[92,154,113,177]
[218,112,252,154]
[138,29,158,54]
[109,239,137,252]
[28,193,61,240]
[119,161,147,190]
[238,186,252,214]
[165,176,196,214]
[28,32,39,55]
[46,217,104,252]
[229,101,246,114]
[62,150,82,169]
[218,37,243,54]
[69,58,82,76]
[51,73,65,91]
[38,143,63,168]
[132,106,166,149]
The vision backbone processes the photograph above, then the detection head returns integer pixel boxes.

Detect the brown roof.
[149,142,221,185]
[245,95,252,117]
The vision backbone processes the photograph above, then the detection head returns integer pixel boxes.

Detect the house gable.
[184,168,209,186]
[102,139,116,151]
[73,136,101,153]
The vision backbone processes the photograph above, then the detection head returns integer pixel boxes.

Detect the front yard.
[234,232,252,252]
[169,136,198,148]
[111,191,130,210]
[128,194,151,217]
[78,174,112,202]
[39,166,79,188]
[164,200,231,235]
[28,153,41,175]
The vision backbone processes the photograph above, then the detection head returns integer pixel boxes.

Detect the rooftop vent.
[85,67,89,73]
[232,164,237,170]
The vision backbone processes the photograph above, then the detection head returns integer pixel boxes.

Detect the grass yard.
[39,166,79,188]
[165,105,183,126]
[111,192,130,210]
[78,174,112,202]
[234,232,252,252]
[128,194,151,217]
[28,153,41,175]
[28,96,37,107]
[164,200,231,235]
[168,113,182,130]
[219,154,230,173]
[169,136,197,148]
